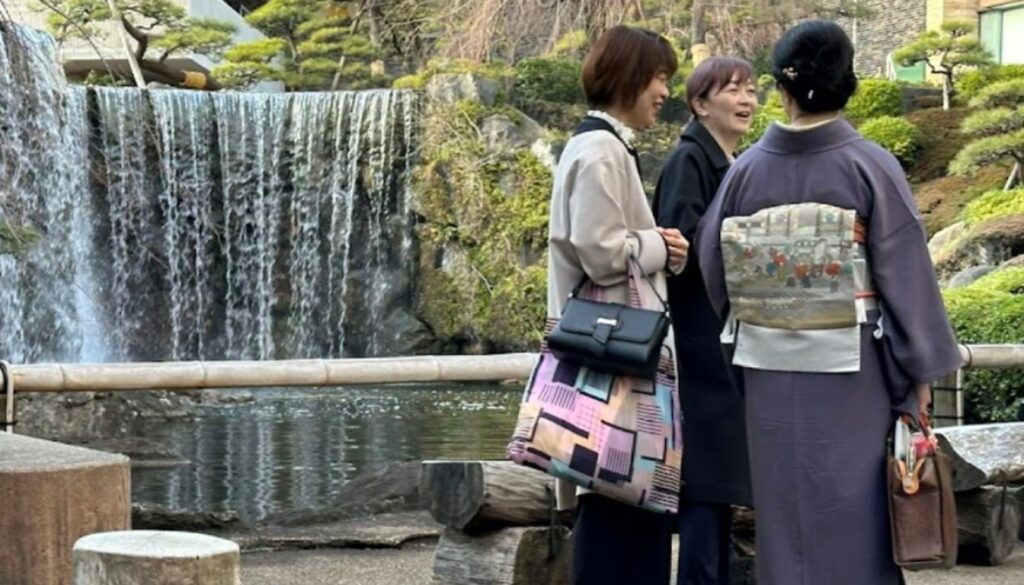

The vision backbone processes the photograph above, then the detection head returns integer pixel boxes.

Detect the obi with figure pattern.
[721,202,869,330]
[507,318,683,514]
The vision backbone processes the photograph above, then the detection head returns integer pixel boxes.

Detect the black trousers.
[571,494,673,585]
[676,502,733,585]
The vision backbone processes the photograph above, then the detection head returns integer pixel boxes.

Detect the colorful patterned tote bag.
[507,264,683,514]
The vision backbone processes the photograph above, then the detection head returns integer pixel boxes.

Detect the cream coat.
[546,128,674,510]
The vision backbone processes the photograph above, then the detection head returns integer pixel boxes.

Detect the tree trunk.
[942,75,951,111]
[431,526,571,585]
[956,485,1020,566]
[420,460,557,531]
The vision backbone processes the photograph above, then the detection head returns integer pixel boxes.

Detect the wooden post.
[432,526,570,585]
[420,461,557,531]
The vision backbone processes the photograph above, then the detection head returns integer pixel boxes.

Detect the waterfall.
[0,24,103,362]
[0,23,421,363]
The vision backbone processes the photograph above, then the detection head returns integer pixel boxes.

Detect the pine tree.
[894,20,993,111]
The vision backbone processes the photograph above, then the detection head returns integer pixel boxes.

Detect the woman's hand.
[658,227,689,273]
[915,382,932,428]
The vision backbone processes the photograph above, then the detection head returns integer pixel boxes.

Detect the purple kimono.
[696,119,962,585]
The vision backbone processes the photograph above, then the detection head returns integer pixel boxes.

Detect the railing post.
[932,368,963,428]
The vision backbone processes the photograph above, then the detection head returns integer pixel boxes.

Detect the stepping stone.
[74,530,239,585]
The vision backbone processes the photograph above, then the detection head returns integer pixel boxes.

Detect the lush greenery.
[42,0,235,86]
[956,64,1024,102]
[962,188,1024,226]
[514,57,585,105]
[950,78,1024,184]
[845,79,904,125]
[212,0,385,90]
[944,266,1024,422]
[859,116,920,166]
[414,99,552,351]
[739,90,785,151]
[894,20,993,110]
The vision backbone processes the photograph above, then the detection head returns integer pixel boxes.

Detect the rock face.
[928,220,968,261]
[934,215,1024,280]
[482,114,544,152]
[936,423,1024,483]
[427,73,500,106]
[0,433,130,585]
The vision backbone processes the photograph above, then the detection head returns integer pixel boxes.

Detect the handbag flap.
[559,299,666,343]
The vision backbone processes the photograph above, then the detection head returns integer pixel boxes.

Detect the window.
[1003,7,1024,63]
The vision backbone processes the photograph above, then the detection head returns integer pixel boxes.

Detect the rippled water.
[131,384,521,522]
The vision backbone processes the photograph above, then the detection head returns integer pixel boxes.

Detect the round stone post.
[0,433,130,585]
[74,531,240,585]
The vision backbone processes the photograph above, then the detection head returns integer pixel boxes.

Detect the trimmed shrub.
[514,57,584,105]
[943,266,1024,422]
[845,78,904,125]
[956,64,1024,102]
[859,116,921,166]
[962,188,1024,226]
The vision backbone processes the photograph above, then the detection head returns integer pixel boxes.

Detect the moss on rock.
[934,213,1024,278]
[414,97,553,351]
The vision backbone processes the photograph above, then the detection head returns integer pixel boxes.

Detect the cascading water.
[0,23,421,363]
[0,24,102,363]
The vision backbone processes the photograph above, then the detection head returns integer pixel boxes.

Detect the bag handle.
[569,255,670,313]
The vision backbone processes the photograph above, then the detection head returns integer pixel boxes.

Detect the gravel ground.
[241,540,1024,585]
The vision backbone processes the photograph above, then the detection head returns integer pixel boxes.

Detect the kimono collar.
[586,110,636,147]
[681,119,731,171]
[758,117,861,154]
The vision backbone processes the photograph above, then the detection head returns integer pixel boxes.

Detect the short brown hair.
[582,26,678,109]
[685,57,755,113]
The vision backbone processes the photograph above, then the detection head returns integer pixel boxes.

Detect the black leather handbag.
[547,257,671,379]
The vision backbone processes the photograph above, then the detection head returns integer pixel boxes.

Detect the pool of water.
[130,384,521,522]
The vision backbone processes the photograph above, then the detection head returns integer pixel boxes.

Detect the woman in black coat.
[652,57,758,585]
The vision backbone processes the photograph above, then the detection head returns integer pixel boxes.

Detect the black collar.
[680,119,731,171]
[574,115,643,179]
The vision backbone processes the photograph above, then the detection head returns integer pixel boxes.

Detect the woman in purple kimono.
[695,21,962,585]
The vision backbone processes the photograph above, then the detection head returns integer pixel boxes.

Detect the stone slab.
[937,423,1024,484]
[0,433,130,585]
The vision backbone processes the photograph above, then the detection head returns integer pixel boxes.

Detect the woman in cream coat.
[547,25,688,585]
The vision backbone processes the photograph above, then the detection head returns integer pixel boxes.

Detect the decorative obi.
[719,203,876,373]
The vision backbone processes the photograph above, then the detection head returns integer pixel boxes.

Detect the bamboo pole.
[8,353,539,393]
[2,345,1022,394]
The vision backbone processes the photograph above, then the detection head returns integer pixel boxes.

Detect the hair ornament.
[782,67,798,80]
[808,89,815,100]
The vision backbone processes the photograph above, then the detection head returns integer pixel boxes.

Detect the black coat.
[653,120,752,507]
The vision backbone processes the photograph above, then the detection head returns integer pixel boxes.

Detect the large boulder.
[482,114,543,153]
[928,220,967,261]
[934,214,1024,280]
[936,422,1024,484]
[427,74,499,106]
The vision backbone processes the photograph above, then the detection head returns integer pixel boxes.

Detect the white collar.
[775,116,842,133]
[587,110,636,147]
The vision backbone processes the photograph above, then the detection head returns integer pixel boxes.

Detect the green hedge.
[845,79,904,125]
[943,266,1024,422]
[859,116,921,166]
[961,188,1024,225]
[513,57,584,105]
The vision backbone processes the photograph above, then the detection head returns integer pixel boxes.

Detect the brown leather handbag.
[887,417,958,570]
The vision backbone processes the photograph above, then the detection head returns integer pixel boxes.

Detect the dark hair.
[685,56,755,113]
[582,25,678,109]
[772,20,857,113]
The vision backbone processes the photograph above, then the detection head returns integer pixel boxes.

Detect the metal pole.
[104,0,147,88]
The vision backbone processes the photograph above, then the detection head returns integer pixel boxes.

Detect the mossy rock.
[913,165,1008,236]
[934,214,1024,279]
